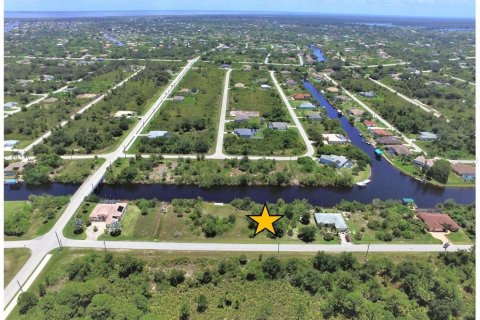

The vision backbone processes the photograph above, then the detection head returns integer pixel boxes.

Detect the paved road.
[369,78,445,119]
[212,68,232,158]
[343,61,409,68]
[270,71,316,158]
[444,74,476,86]
[324,74,423,154]
[298,54,304,66]
[3,57,199,311]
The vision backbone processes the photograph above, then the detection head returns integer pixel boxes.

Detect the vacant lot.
[4,248,31,286]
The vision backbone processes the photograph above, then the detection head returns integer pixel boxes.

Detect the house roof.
[319,154,351,168]
[386,145,412,156]
[413,156,436,168]
[268,122,288,130]
[451,163,475,176]
[89,203,128,224]
[372,128,393,136]
[314,213,348,230]
[417,212,460,232]
[322,134,348,143]
[147,131,170,138]
[419,131,438,139]
[376,136,401,145]
[299,102,316,109]
[234,128,255,136]
[363,120,377,127]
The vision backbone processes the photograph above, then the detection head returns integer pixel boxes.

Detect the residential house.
[413,156,436,170]
[376,136,402,145]
[386,145,412,156]
[418,132,438,141]
[451,163,475,181]
[89,202,128,227]
[234,128,256,138]
[4,140,19,148]
[293,93,311,100]
[260,84,272,89]
[417,212,459,232]
[363,120,377,128]
[234,83,245,88]
[220,64,231,69]
[319,155,353,169]
[179,88,191,94]
[314,213,348,232]
[285,79,297,86]
[349,108,364,119]
[306,113,322,121]
[147,131,172,139]
[4,102,18,109]
[359,91,376,98]
[114,111,135,118]
[268,122,288,130]
[334,95,350,102]
[172,96,185,102]
[371,128,393,137]
[298,102,317,110]
[327,87,339,93]
[322,134,348,145]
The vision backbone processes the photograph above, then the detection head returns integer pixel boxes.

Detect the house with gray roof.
[172,96,185,102]
[4,102,18,109]
[268,122,288,130]
[359,91,376,98]
[314,213,348,232]
[319,155,353,169]
[234,128,256,138]
[307,113,322,121]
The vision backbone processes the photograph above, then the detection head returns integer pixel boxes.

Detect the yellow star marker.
[247,204,284,236]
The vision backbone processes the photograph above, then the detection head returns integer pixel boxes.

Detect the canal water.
[310,45,326,62]
[4,80,475,207]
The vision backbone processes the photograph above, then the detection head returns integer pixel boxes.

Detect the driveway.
[85,222,106,240]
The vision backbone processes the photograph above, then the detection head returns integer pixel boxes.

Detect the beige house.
[89,203,128,227]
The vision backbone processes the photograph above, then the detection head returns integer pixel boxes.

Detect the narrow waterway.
[4,81,475,207]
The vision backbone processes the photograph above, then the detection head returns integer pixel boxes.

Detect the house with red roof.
[417,212,460,232]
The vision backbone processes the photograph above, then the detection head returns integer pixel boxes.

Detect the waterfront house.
[413,156,436,170]
[234,128,256,138]
[363,120,377,128]
[376,136,402,145]
[268,122,288,130]
[385,145,412,156]
[417,211,459,232]
[318,155,353,169]
[314,213,348,232]
[371,128,393,137]
[322,134,348,145]
[89,202,128,228]
[349,108,364,119]
[327,87,339,93]
[334,95,350,102]
[147,131,172,139]
[451,163,475,181]
[418,131,438,141]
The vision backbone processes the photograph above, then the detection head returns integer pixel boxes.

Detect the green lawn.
[446,229,474,245]
[4,248,31,286]
[54,158,106,184]
[63,202,96,240]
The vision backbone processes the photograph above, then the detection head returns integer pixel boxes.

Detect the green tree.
[298,225,317,242]
[262,256,282,279]
[426,159,451,183]
[18,291,38,314]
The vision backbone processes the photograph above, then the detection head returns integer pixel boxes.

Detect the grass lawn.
[75,70,131,94]
[4,248,31,286]
[5,200,68,241]
[63,202,96,240]
[446,229,474,245]
[98,205,145,241]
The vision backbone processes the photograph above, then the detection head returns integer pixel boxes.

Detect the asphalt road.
[212,68,232,158]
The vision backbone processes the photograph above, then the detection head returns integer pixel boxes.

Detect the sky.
[4,0,476,18]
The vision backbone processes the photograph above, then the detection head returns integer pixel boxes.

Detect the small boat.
[336,109,343,116]
[374,148,383,157]
[356,179,371,188]
[359,133,363,137]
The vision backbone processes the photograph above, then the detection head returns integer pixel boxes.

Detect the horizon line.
[4,10,475,20]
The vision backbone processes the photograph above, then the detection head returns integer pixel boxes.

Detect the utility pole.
[17,280,23,293]
[277,242,280,257]
[366,242,370,260]
[104,240,107,252]
[54,231,63,249]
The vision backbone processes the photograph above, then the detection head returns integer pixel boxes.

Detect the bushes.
[298,225,317,242]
